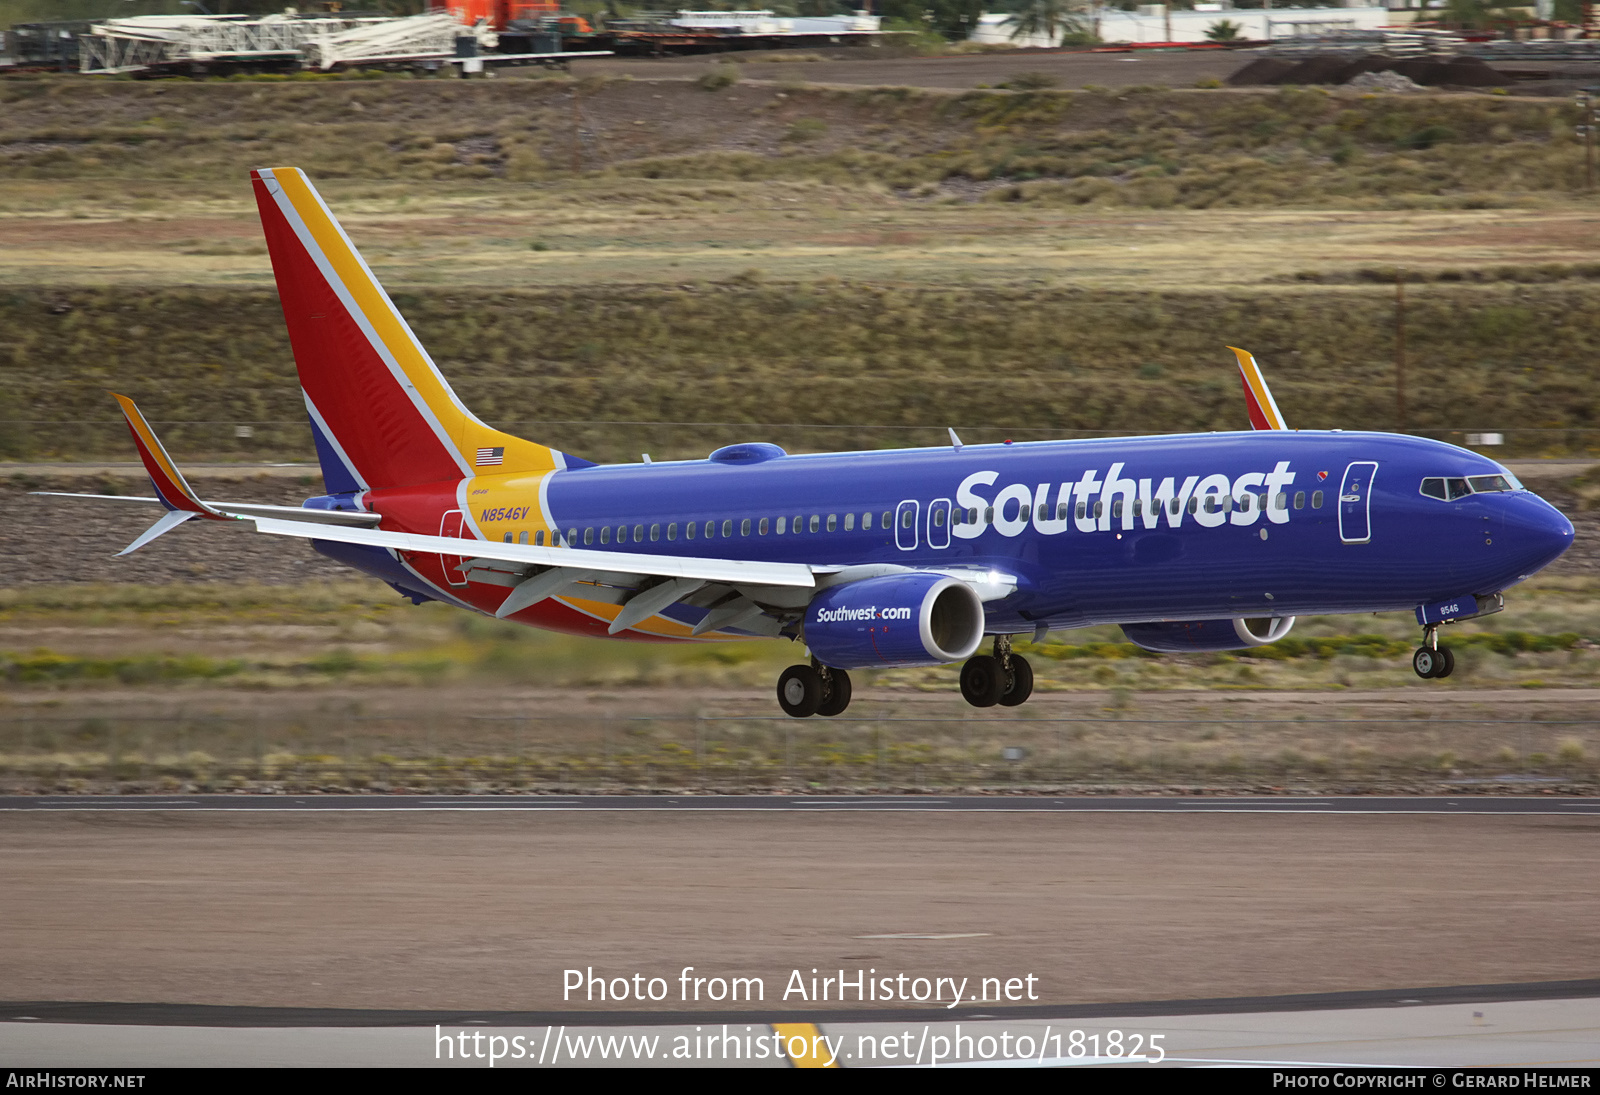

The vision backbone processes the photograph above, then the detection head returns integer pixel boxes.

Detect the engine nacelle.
[804,574,985,669]
[1120,616,1296,653]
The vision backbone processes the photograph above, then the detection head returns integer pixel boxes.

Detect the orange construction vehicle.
[428,1,592,33]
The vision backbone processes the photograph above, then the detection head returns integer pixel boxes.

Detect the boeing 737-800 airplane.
[48,168,1575,716]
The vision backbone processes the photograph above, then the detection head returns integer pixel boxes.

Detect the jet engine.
[804,573,985,669]
[1120,616,1296,653]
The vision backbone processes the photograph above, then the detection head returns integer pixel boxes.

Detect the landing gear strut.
[777,660,852,718]
[1413,625,1455,679]
[961,635,1034,708]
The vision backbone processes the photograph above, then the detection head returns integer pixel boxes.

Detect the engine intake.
[805,574,985,669]
[1120,616,1296,653]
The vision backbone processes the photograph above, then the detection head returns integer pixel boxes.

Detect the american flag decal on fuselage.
[476,447,505,467]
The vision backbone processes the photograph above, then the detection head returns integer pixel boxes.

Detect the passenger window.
[706,520,716,538]
[686,522,696,540]
[1312,491,1324,509]
[741,518,751,536]
[722,519,733,537]
[984,506,994,524]
[1294,491,1305,510]
[1076,501,1086,520]
[633,524,644,542]
[844,513,855,531]
[810,515,821,533]
[862,512,873,530]
[777,516,787,535]
[1203,498,1215,514]
[535,530,544,546]
[1187,498,1198,515]
[1058,502,1069,520]
[503,532,513,543]
[759,517,769,535]
[1222,495,1233,513]
[667,523,677,541]
[650,524,660,542]
[584,527,594,545]
[1037,502,1048,520]
[967,508,977,524]
[1169,498,1180,515]
[600,527,611,545]
[567,528,577,546]
[617,526,628,544]
[881,511,891,529]
[933,508,946,527]
[1093,501,1103,519]
[826,514,837,532]
[1111,500,1122,519]
[1239,494,1252,513]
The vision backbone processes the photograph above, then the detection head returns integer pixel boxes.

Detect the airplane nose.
[1501,493,1574,577]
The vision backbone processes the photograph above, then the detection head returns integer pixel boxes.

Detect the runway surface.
[4,794,1598,814]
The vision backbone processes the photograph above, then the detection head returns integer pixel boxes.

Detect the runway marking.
[855,933,992,940]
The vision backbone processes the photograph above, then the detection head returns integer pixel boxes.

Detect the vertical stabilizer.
[251,167,582,492]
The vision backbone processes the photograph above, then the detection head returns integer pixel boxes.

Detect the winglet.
[110,393,228,519]
[1229,347,1288,431]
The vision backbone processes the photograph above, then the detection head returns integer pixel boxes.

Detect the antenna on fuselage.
[948,427,963,452]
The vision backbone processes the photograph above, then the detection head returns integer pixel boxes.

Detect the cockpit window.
[1420,477,1472,501]
[1467,474,1518,493]
[1421,473,1520,501]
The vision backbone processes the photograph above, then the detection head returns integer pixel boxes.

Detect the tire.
[998,654,1034,707]
[777,664,822,718]
[816,669,853,717]
[960,655,1003,708]
[1412,646,1440,679]
[1435,646,1455,679]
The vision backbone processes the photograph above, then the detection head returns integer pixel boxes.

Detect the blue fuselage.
[535,431,1573,632]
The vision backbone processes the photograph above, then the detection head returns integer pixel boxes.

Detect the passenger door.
[1338,462,1378,544]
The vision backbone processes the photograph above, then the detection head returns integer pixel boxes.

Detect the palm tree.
[1003,0,1086,46]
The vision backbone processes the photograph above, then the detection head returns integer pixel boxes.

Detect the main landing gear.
[777,660,852,718]
[1413,625,1455,679]
[960,635,1034,708]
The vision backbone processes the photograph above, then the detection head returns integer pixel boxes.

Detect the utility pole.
[1395,270,1408,432]
[1582,88,1599,191]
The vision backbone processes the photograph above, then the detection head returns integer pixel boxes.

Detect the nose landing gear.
[1413,625,1455,679]
[961,635,1035,707]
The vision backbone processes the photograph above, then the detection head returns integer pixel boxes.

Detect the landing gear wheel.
[777,664,822,717]
[998,654,1034,707]
[1413,646,1442,679]
[816,668,853,717]
[1434,646,1455,679]
[960,655,1004,708]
